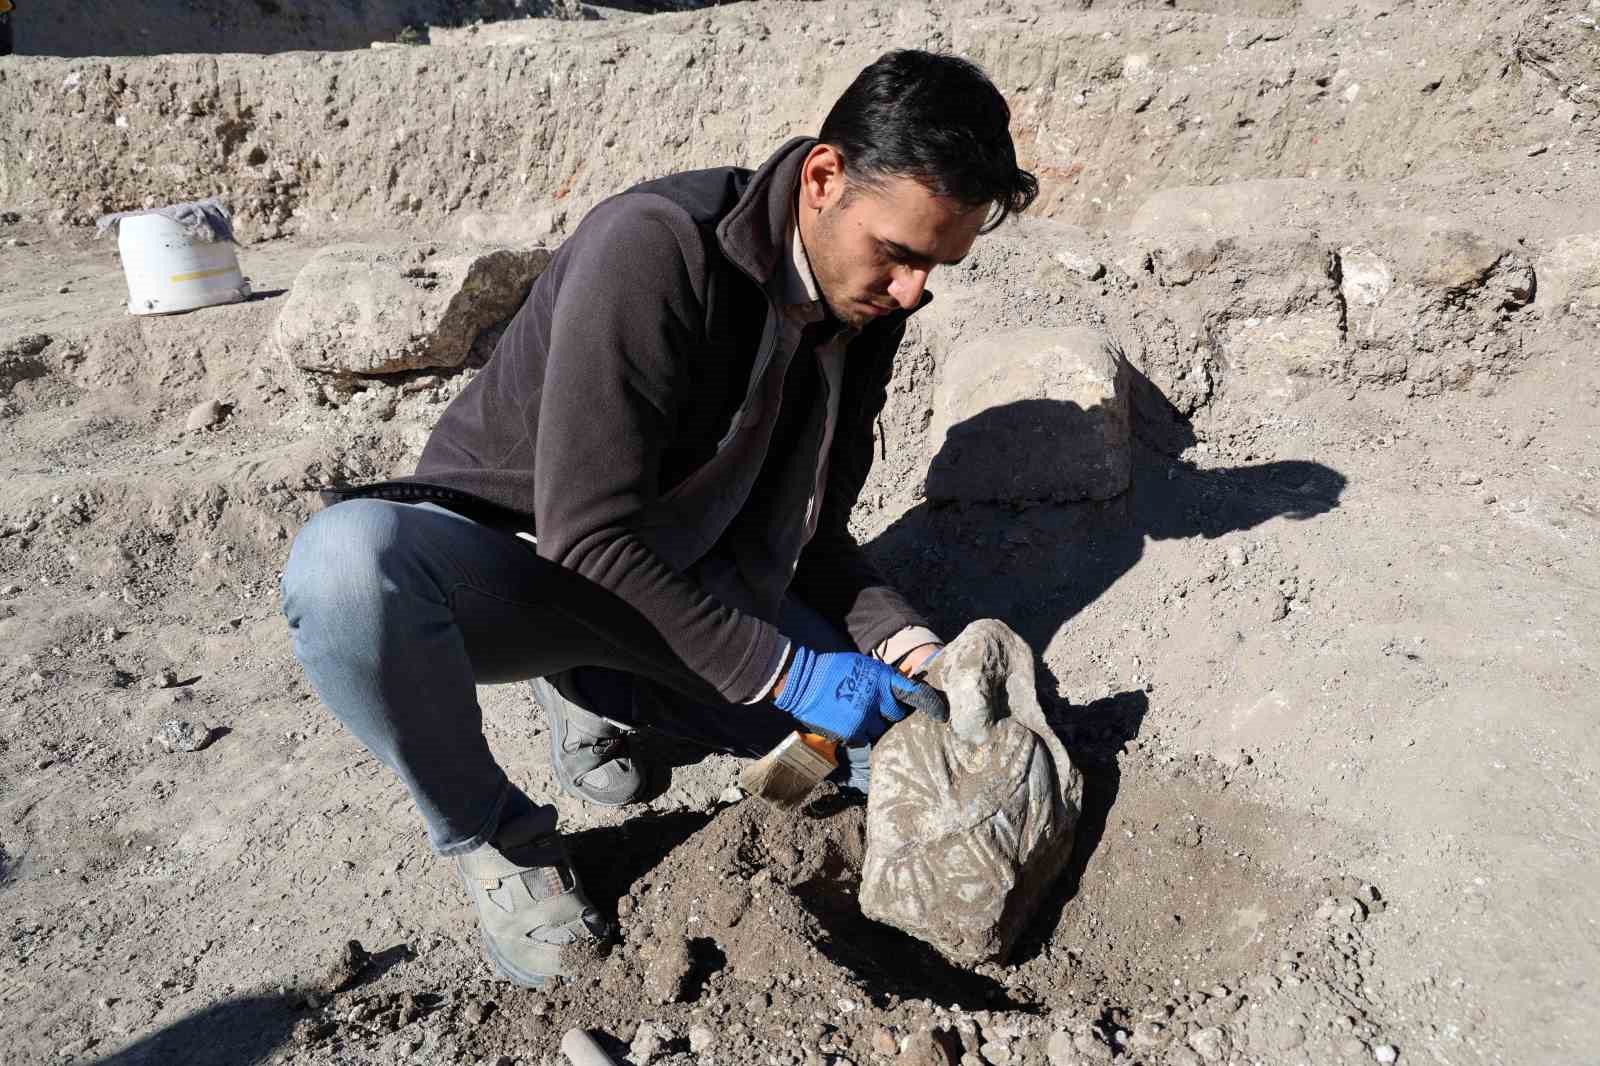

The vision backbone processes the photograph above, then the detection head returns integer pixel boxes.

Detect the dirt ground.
[2,2,1598,1065]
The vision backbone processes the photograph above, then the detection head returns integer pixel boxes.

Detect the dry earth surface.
[2,2,1598,1066]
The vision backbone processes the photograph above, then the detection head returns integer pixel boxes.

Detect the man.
[281,49,1038,988]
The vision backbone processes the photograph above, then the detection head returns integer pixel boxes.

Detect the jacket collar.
[716,136,934,326]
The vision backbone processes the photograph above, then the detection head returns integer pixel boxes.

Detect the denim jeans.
[279,499,862,855]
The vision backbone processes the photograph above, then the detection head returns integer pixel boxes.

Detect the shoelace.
[590,736,629,760]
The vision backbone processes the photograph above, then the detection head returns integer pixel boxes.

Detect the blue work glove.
[773,646,949,745]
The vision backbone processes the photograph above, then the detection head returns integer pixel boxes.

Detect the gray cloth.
[95,197,237,244]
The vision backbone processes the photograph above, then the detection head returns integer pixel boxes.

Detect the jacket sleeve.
[531,195,787,704]
[789,321,935,653]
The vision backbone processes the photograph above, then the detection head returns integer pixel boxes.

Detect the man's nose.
[888,266,929,310]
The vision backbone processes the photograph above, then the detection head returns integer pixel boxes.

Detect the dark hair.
[819,50,1039,233]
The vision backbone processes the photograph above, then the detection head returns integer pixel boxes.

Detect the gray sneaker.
[528,675,646,807]
[455,804,610,988]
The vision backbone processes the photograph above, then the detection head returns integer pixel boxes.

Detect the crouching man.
[280,49,1037,987]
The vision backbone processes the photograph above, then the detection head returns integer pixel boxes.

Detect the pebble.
[978,1039,1013,1065]
[1456,471,1483,486]
[630,1021,673,1064]
[186,399,228,432]
[1373,1045,1399,1063]
[146,667,180,689]
[719,785,745,804]
[0,584,20,595]
[871,1028,899,1056]
[1071,1031,1113,1061]
[1052,248,1106,280]
[154,719,209,753]
[1128,1021,1167,1049]
[1187,1027,1229,1064]
[1225,544,1248,567]
[688,1024,717,1053]
[900,1027,961,1066]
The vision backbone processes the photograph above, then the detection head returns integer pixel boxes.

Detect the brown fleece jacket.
[325,138,934,703]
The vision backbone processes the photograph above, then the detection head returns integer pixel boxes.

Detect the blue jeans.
[279,499,862,855]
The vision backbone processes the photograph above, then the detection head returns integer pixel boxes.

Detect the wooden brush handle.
[797,732,839,760]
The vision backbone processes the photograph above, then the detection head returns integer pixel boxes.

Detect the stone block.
[274,243,550,376]
[926,327,1131,505]
[860,619,1083,964]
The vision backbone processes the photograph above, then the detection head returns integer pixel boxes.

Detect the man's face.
[797,145,990,331]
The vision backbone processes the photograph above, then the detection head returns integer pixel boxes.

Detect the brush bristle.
[742,733,837,810]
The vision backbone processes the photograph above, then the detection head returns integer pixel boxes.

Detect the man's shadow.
[859,368,1346,960]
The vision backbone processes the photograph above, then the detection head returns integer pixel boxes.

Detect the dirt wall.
[3,0,1586,240]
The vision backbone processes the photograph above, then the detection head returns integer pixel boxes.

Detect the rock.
[644,932,693,1004]
[979,1039,1013,1066]
[1225,544,1248,568]
[926,327,1131,505]
[1186,1027,1228,1064]
[1044,1031,1078,1066]
[1316,895,1368,924]
[872,1028,900,1056]
[1537,232,1600,313]
[861,619,1084,964]
[321,938,371,993]
[629,1021,673,1065]
[898,1028,962,1066]
[1373,1045,1399,1063]
[1052,247,1106,280]
[145,667,180,689]
[1457,471,1483,486]
[1,334,51,396]
[1129,1022,1169,1050]
[153,719,210,753]
[185,399,227,432]
[5,334,50,358]
[1071,1032,1113,1061]
[274,243,552,376]
[687,1025,716,1053]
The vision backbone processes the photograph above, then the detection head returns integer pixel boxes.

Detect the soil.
[2,3,1599,1066]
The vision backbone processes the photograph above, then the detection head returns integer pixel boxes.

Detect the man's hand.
[771,646,946,744]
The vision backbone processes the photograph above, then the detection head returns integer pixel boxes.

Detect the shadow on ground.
[567,809,715,918]
[84,994,299,1066]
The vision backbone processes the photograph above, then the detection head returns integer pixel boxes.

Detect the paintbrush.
[743,680,950,809]
[740,731,840,810]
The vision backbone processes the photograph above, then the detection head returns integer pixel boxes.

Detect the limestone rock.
[274,243,551,376]
[1537,232,1600,314]
[926,327,1131,505]
[861,619,1083,964]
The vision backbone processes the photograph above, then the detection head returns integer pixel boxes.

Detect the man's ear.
[799,144,846,212]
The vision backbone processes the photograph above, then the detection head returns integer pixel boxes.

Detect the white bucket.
[117,212,251,316]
